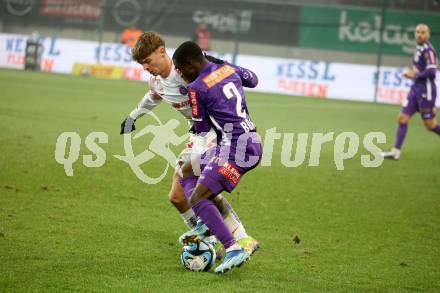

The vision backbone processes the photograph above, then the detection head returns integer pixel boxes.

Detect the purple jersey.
[401,42,437,120]
[187,61,262,193]
[187,62,259,150]
[413,41,437,85]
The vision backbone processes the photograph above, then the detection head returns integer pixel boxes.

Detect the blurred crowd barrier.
[1,32,439,107]
[1,0,439,104]
[1,1,439,63]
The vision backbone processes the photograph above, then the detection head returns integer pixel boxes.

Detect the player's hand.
[120,117,136,134]
[188,124,196,134]
[403,68,416,79]
[205,54,225,64]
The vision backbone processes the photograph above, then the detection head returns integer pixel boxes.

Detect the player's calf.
[423,118,440,135]
[189,183,213,206]
[178,159,195,179]
[169,171,190,211]
[169,170,200,229]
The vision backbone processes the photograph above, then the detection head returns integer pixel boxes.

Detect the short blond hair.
[132,31,165,63]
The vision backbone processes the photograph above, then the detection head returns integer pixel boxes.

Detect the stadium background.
[1,0,440,104]
[1,0,440,292]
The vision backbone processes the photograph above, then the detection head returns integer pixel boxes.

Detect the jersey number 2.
[223,82,247,119]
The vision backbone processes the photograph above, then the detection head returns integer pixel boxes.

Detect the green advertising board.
[299,6,440,55]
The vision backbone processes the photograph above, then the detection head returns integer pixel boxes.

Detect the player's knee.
[189,193,199,206]
[168,189,185,205]
[180,161,194,178]
[398,114,409,124]
[188,186,202,206]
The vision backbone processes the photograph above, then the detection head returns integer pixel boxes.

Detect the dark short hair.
[172,41,204,65]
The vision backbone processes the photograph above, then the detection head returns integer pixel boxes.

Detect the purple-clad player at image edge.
[172,41,262,273]
[382,23,440,160]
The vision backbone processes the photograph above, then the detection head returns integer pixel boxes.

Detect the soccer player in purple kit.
[382,24,439,160]
[172,41,262,273]
[121,32,260,257]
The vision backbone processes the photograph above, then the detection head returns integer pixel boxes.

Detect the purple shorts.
[401,82,437,120]
[198,133,262,195]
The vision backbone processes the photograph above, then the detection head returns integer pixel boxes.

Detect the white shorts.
[176,128,217,167]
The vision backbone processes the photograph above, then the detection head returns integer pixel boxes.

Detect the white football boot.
[380,147,401,160]
[215,247,249,274]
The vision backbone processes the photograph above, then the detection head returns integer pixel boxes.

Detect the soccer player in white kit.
[120,31,259,255]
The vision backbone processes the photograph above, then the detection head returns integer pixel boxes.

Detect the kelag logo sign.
[299,5,440,55]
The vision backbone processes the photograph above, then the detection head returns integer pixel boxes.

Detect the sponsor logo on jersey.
[203,65,235,88]
[219,161,241,185]
[179,86,188,95]
[242,71,250,80]
[189,90,198,117]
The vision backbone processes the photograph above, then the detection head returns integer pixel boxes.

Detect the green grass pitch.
[1,68,439,292]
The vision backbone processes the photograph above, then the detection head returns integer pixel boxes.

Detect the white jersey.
[128,63,217,162]
[129,64,192,120]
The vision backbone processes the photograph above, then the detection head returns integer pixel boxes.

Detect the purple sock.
[432,124,440,135]
[180,176,236,249]
[394,123,408,150]
[181,176,198,199]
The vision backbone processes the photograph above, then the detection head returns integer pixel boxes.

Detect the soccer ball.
[180,240,216,272]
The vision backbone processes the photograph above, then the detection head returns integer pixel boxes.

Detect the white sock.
[226,243,241,252]
[181,209,197,229]
[224,212,248,241]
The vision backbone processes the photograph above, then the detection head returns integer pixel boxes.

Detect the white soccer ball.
[180,240,216,272]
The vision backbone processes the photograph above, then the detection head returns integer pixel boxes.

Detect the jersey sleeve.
[129,77,163,119]
[415,48,437,80]
[188,87,211,134]
[425,48,437,69]
[227,62,259,88]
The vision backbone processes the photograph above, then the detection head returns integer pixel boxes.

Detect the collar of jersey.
[417,42,431,51]
[188,62,218,89]
[199,62,218,76]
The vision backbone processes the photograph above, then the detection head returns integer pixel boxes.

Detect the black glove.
[205,54,225,64]
[188,124,196,134]
[120,117,136,134]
